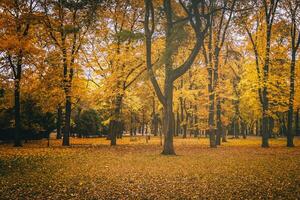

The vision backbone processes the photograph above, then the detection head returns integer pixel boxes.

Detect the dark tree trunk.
[63,95,71,146]
[255,120,259,136]
[222,128,227,142]
[216,98,222,145]
[261,113,269,147]
[287,49,297,147]
[208,65,216,147]
[261,1,279,147]
[142,111,145,136]
[14,72,22,147]
[180,95,184,137]
[161,81,175,155]
[61,40,73,146]
[130,112,133,136]
[109,95,123,146]
[176,111,180,136]
[182,100,188,139]
[279,114,287,136]
[151,96,159,136]
[241,122,246,139]
[296,109,299,136]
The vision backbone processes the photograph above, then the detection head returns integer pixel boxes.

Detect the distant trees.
[0,0,298,150]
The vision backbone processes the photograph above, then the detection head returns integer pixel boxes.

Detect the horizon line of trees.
[0,0,299,155]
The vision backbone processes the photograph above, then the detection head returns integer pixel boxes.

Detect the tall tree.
[202,0,236,147]
[40,0,99,146]
[240,0,279,147]
[283,0,300,147]
[144,0,211,154]
[0,0,39,146]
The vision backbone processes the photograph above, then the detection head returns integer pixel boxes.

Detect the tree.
[40,0,100,146]
[144,0,211,154]
[82,0,146,145]
[202,0,236,147]
[240,0,279,147]
[0,0,40,146]
[283,0,300,147]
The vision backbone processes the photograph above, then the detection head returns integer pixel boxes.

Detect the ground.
[0,136,299,200]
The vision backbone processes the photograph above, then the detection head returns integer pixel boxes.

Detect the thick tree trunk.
[61,42,73,146]
[161,82,175,155]
[14,77,22,147]
[109,95,123,146]
[261,112,269,148]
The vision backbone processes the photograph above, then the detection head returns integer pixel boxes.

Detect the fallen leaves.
[0,136,299,199]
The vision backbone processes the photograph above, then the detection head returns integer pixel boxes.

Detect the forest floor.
[0,136,299,200]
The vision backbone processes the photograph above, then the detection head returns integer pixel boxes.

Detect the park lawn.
[0,136,299,200]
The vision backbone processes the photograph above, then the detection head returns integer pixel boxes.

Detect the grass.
[0,136,299,199]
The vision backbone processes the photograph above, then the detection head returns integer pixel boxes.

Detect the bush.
[0,97,56,141]
[75,109,101,137]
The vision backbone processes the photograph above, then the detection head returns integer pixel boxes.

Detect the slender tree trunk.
[296,109,299,136]
[222,127,227,142]
[216,97,222,145]
[242,122,246,139]
[176,111,180,136]
[255,120,259,136]
[208,60,216,147]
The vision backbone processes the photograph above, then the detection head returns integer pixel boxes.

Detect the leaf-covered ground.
[0,136,299,200]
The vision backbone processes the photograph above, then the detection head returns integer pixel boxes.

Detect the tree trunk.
[109,95,123,146]
[255,120,259,136]
[63,95,71,146]
[241,122,246,139]
[287,49,296,147]
[14,76,22,147]
[208,61,216,147]
[222,128,227,142]
[296,109,299,136]
[261,113,269,147]
[176,111,180,136]
[216,97,222,145]
[161,81,175,155]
